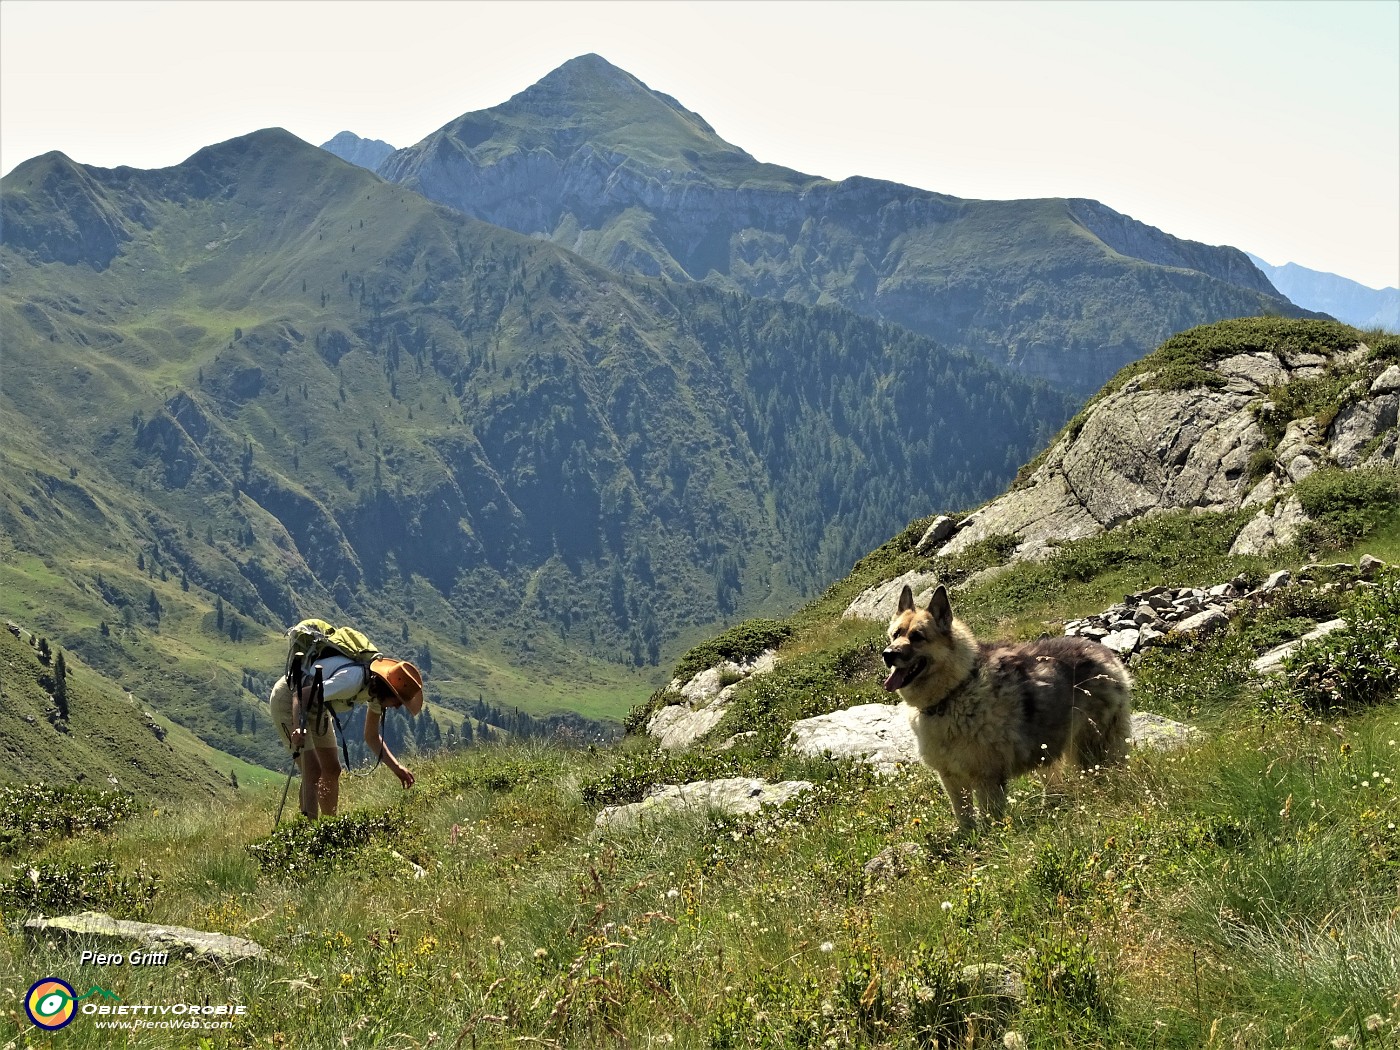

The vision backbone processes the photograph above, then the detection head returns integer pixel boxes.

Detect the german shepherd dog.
[883,584,1131,827]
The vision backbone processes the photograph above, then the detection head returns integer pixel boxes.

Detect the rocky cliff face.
[934,319,1399,565]
[378,54,1315,394]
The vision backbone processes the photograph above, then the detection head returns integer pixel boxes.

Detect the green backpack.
[284,618,382,677]
[283,618,386,769]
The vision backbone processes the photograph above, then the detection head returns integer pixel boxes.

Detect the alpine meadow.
[2,52,1399,1050]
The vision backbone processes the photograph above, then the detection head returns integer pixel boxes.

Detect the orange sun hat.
[370,658,424,715]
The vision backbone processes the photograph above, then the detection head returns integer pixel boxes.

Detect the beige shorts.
[269,676,335,754]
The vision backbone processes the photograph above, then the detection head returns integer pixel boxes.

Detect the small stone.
[1360,554,1386,577]
[1175,608,1229,637]
[864,843,924,880]
[1102,629,1140,655]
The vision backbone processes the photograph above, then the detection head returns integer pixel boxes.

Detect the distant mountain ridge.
[1247,253,1399,331]
[377,53,1318,394]
[321,131,396,171]
[0,128,1070,767]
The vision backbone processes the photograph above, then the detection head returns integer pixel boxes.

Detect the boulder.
[1173,608,1230,638]
[843,571,941,621]
[915,515,959,553]
[647,700,732,752]
[1230,496,1309,556]
[647,650,777,751]
[1371,365,1400,395]
[24,911,271,966]
[1330,393,1399,467]
[593,778,814,830]
[787,702,1198,768]
[787,703,921,773]
[1130,712,1201,751]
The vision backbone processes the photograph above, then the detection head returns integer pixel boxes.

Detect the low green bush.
[1294,466,1400,551]
[246,809,421,880]
[0,783,135,853]
[1284,569,1400,712]
[1,858,158,917]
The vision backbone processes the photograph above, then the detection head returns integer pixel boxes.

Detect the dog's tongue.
[883,667,907,692]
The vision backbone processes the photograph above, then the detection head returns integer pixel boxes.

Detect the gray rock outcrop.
[593,778,814,830]
[843,571,941,621]
[927,338,1396,565]
[645,650,777,750]
[787,703,922,773]
[24,911,270,966]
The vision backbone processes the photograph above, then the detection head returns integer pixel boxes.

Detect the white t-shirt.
[304,654,383,715]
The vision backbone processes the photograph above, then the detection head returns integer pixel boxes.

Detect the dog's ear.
[927,585,953,631]
[897,584,915,613]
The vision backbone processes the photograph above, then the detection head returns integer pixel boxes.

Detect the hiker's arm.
[364,708,414,789]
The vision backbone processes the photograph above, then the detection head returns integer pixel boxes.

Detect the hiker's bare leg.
[298,749,321,819]
[314,746,342,817]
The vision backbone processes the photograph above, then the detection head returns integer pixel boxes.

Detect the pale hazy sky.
[2,0,1397,290]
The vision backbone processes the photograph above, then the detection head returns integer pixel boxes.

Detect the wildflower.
[534,948,548,960]
[666,887,680,899]
[941,901,953,912]
[819,941,834,953]
[340,973,354,987]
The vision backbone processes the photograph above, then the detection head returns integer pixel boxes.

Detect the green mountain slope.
[0,129,1070,776]
[0,622,268,800]
[379,53,1319,395]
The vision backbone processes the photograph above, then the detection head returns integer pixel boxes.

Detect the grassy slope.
[2,521,1395,1049]
[0,624,271,802]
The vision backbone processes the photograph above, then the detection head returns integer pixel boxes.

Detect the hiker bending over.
[270,654,424,819]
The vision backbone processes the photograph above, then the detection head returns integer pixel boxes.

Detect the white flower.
[941,901,953,912]
[819,941,834,953]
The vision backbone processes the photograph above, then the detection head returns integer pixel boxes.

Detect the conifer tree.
[54,651,69,720]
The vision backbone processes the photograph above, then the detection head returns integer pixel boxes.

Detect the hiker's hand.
[290,728,306,750]
[394,766,415,790]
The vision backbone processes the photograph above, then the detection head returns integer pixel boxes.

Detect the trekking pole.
[272,658,314,831]
[273,761,296,831]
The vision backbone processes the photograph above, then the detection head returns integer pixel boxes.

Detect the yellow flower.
[340,973,354,987]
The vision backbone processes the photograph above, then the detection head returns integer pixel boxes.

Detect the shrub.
[579,748,742,808]
[1,859,158,917]
[0,783,135,853]
[1294,466,1400,550]
[1283,569,1400,712]
[246,809,419,880]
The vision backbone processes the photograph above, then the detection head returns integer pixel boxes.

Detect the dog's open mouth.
[883,657,927,692]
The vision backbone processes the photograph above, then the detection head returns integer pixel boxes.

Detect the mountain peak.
[497,53,720,139]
